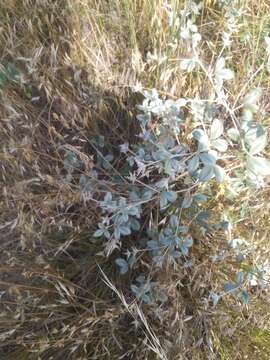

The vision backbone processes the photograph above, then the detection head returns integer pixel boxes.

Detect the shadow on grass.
[0,2,147,359]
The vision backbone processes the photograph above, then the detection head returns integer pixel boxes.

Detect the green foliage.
[1,0,270,359]
[0,62,21,89]
[70,77,270,305]
[74,1,270,313]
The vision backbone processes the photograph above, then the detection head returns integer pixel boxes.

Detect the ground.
[0,1,270,359]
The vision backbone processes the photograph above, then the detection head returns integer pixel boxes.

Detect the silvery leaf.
[199,165,214,182]
[211,138,228,152]
[210,118,224,140]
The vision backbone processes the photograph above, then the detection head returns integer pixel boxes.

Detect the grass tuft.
[0,1,270,359]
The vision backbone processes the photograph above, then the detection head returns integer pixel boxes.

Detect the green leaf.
[6,62,21,82]
[215,57,226,73]
[211,138,228,152]
[131,284,139,295]
[246,156,270,176]
[200,152,216,166]
[104,192,112,202]
[181,192,192,209]
[210,292,220,307]
[192,129,209,148]
[94,229,104,237]
[119,224,131,236]
[215,57,234,81]
[141,294,151,304]
[243,88,262,112]
[210,118,224,140]
[79,175,87,187]
[180,244,189,256]
[180,58,197,72]
[199,165,214,182]
[244,123,265,145]
[127,254,136,268]
[242,108,253,121]
[223,282,239,294]
[142,189,154,200]
[169,215,178,228]
[227,128,240,142]
[193,193,208,203]
[248,134,267,155]
[166,191,178,203]
[236,271,244,285]
[160,192,168,209]
[115,258,129,274]
[214,165,225,183]
[184,235,193,247]
[187,155,199,173]
[192,129,205,141]
[114,227,121,239]
[160,191,177,209]
[171,250,182,258]
[239,290,249,305]
[216,68,234,80]
[130,218,140,231]
[127,206,140,217]
[147,240,158,250]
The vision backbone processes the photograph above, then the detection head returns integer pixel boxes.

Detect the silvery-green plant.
[61,81,269,304]
[61,2,270,305]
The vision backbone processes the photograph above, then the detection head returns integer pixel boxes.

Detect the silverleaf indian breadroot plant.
[63,81,270,305]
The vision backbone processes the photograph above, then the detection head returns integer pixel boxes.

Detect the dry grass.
[0,0,270,359]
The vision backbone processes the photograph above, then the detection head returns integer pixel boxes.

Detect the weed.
[0,1,270,359]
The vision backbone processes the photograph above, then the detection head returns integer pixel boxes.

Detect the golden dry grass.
[0,1,270,359]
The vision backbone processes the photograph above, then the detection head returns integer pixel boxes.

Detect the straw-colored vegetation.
[0,1,270,359]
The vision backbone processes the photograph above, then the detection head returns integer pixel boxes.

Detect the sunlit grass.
[0,0,270,359]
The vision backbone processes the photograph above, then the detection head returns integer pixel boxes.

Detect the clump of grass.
[0,1,270,359]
